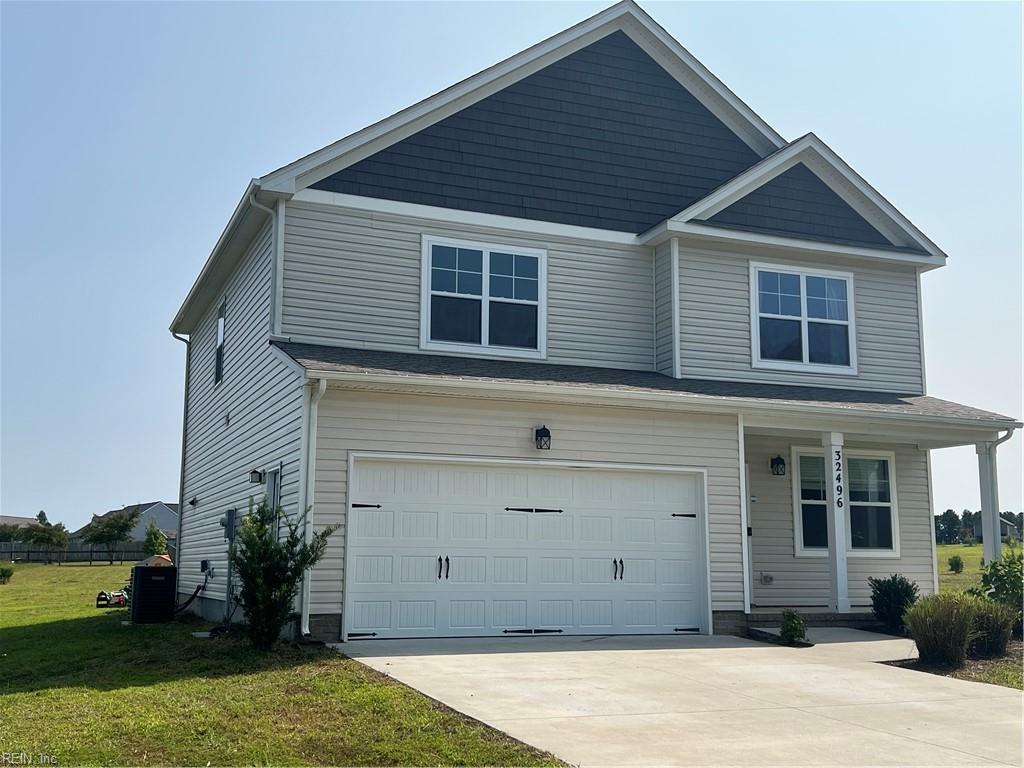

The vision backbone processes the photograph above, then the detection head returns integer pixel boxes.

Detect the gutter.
[298,367,1023,434]
[171,332,191,598]
[299,377,328,637]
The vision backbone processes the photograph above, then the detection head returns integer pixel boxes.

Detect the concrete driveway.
[344,629,1023,767]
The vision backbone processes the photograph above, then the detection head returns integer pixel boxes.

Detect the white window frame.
[749,262,858,375]
[214,298,227,385]
[791,446,900,559]
[420,235,547,360]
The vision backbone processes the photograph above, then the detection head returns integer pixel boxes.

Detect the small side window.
[266,468,281,511]
[214,300,226,384]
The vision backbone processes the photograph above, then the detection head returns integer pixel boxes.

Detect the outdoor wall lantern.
[248,469,265,484]
[770,455,787,477]
[534,425,552,450]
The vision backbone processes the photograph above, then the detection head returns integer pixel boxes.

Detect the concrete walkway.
[343,628,1023,767]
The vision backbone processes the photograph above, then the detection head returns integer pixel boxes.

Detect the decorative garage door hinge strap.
[348,632,379,638]
[501,628,565,634]
[671,513,697,518]
[673,627,700,633]
[504,507,564,514]
[352,503,382,509]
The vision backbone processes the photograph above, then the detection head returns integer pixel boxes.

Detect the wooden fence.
[1,541,157,564]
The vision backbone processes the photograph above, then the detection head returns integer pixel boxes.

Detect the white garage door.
[344,459,708,639]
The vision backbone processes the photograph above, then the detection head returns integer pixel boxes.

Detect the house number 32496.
[834,449,844,509]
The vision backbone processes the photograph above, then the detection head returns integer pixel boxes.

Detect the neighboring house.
[73,501,179,542]
[170,2,1020,640]
[0,515,36,529]
[972,514,1020,542]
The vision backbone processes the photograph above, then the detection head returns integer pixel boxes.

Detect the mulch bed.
[883,639,1023,685]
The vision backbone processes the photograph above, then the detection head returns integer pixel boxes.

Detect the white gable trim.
[258,1,784,195]
[293,189,640,244]
[641,220,945,270]
[665,133,947,263]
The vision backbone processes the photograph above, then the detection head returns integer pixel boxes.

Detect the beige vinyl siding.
[308,389,744,617]
[653,241,674,375]
[678,246,924,393]
[746,435,935,609]
[178,222,305,602]
[282,200,654,370]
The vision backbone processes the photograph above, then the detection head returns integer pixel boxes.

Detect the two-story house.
[170,1,1019,641]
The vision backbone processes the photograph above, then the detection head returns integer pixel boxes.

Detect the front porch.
[738,414,1015,617]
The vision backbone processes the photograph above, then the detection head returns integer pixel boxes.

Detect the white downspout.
[248,193,280,336]
[171,332,191,598]
[299,377,328,637]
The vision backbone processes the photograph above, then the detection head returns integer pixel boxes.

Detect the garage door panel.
[579,515,613,544]
[346,460,707,639]
[451,511,487,540]
[354,508,395,538]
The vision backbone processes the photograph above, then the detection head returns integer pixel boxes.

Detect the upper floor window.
[214,299,226,384]
[750,263,857,374]
[421,237,546,359]
[793,448,899,558]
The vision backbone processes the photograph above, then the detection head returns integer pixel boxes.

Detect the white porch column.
[977,441,1002,563]
[823,432,851,613]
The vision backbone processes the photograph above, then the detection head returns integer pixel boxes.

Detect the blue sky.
[2,1,1020,531]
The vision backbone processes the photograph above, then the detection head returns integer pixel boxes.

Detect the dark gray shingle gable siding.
[705,162,895,249]
[312,31,763,233]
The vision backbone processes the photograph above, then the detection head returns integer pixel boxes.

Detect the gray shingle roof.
[274,342,1018,426]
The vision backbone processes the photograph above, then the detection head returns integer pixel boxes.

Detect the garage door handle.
[612,558,618,580]
[444,556,450,580]
[438,556,443,580]
[618,558,625,580]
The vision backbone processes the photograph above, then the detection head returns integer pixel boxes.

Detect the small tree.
[19,512,69,563]
[81,507,142,564]
[142,519,168,556]
[231,498,338,650]
[0,523,22,542]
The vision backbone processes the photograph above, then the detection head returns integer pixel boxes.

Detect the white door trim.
[341,451,713,641]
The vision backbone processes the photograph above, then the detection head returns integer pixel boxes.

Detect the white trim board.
[300,369,1019,440]
[260,1,783,195]
[294,188,638,245]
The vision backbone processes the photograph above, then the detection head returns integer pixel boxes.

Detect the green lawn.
[935,543,1008,593]
[0,563,560,766]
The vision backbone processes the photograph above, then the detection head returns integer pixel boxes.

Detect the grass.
[935,542,1009,593]
[0,563,561,766]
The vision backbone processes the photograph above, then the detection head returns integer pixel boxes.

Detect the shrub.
[779,609,807,644]
[970,600,1016,658]
[231,497,339,651]
[978,549,1023,637]
[143,519,168,557]
[947,555,964,574]
[0,566,13,584]
[903,593,978,667]
[868,573,919,634]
